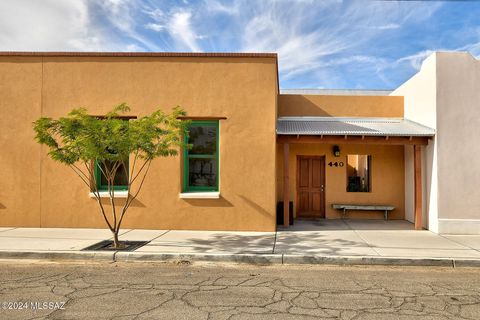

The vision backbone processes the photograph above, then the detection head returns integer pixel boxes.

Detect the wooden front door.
[296,156,325,218]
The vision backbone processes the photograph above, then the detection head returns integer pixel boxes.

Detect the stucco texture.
[278,94,404,117]
[0,55,278,231]
[391,52,480,234]
[435,53,480,220]
[277,93,406,220]
[391,54,437,230]
[0,57,43,227]
[276,144,405,220]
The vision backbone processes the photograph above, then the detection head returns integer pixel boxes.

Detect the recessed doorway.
[296,155,326,218]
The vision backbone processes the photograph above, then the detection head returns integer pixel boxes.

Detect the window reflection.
[188,126,217,155]
[188,158,217,187]
[98,160,129,189]
[184,122,219,192]
[347,155,371,192]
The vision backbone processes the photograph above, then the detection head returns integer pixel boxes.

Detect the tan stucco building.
[0,51,478,234]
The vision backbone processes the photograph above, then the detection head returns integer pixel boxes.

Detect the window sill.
[89,191,129,198]
[179,192,220,199]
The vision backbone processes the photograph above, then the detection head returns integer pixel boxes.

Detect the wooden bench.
[332,204,395,220]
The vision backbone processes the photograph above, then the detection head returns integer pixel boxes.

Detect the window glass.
[188,158,217,187]
[347,155,371,192]
[93,118,130,191]
[184,121,219,192]
[188,126,217,155]
[99,160,129,189]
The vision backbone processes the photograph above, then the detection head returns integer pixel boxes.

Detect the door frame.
[296,155,326,219]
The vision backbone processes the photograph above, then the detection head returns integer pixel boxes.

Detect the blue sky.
[1,0,479,89]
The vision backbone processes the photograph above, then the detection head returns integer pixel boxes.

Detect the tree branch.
[84,162,113,231]
[105,161,118,232]
[129,160,149,185]
[118,160,151,229]
[69,165,91,189]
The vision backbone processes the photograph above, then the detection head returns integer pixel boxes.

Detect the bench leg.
[384,210,388,221]
[343,208,346,219]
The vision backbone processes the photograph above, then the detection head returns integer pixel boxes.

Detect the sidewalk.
[1,220,480,267]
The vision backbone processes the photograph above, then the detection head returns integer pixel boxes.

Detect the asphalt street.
[0,260,479,319]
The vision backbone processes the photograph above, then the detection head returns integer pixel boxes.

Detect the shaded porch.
[277,117,435,230]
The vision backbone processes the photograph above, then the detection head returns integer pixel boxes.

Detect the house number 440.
[328,161,344,167]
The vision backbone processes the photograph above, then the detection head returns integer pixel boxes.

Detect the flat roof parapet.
[0,51,278,58]
[280,89,393,96]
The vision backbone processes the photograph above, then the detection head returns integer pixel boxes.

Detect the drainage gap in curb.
[82,240,149,252]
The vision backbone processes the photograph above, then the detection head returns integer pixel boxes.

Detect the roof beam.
[277,135,430,145]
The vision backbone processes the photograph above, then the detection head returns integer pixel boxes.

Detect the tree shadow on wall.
[238,195,273,218]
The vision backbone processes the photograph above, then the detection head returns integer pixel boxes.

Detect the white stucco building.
[392,51,480,234]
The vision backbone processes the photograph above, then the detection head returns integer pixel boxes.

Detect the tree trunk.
[112,230,120,248]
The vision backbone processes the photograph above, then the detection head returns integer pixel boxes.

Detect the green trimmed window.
[183,121,219,192]
[94,160,129,191]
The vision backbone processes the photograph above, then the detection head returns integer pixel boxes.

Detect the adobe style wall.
[276,143,405,219]
[436,52,480,233]
[276,93,406,219]
[278,94,404,117]
[391,55,436,230]
[392,51,480,234]
[0,53,278,231]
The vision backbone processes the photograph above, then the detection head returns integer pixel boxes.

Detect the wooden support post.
[283,143,290,227]
[414,145,422,230]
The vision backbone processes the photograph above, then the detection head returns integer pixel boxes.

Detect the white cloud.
[2,0,477,89]
[0,0,100,51]
[96,0,163,51]
[376,23,401,30]
[168,10,203,52]
[204,0,239,15]
[142,5,204,52]
[145,23,165,32]
[396,50,436,70]
[0,0,154,51]
[456,40,480,58]
[238,0,424,81]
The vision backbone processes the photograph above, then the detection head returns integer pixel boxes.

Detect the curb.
[0,250,479,267]
[0,250,114,261]
[282,255,455,267]
[115,252,283,264]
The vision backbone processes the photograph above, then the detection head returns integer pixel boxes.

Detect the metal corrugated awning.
[277,117,435,137]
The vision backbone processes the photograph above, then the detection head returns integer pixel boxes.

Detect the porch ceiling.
[277,117,435,137]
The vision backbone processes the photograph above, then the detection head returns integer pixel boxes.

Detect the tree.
[33,103,190,248]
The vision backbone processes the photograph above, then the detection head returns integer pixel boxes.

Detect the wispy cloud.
[0,0,479,89]
[143,5,203,52]
[233,0,444,86]
[459,42,480,58]
[93,0,163,51]
[376,23,401,30]
[396,50,436,71]
[204,0,240,15]
[145,23,165,32]
[168,10,203,51]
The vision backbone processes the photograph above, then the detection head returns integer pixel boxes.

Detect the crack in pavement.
[0,262,478,320]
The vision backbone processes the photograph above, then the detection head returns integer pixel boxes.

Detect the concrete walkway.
[0,220,480,266]
[277,220,480,259]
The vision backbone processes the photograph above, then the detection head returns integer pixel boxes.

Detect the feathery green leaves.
[33,104,190,165]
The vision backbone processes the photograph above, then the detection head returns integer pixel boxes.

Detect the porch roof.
[277,117,435,137]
